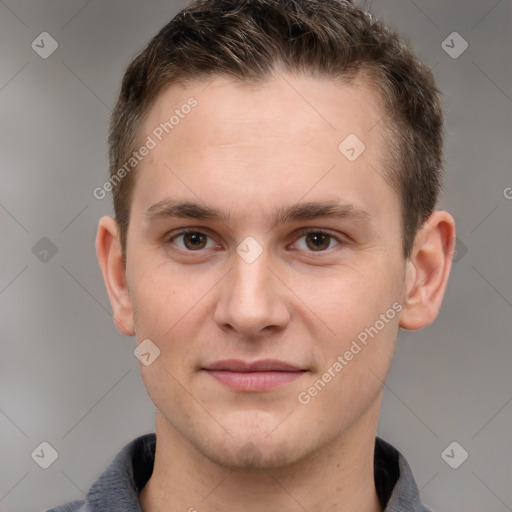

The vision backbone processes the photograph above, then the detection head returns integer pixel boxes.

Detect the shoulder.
[42,433,155,512]
[44,499,85,512]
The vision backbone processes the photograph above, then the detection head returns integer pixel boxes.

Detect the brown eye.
[169,231,215,251]
[304,232,332,251]
[291,230,343,253]
[182,232,207,250]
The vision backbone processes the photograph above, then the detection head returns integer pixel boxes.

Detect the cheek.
[300,266,402,403]
[301,262,399,334]
[129,263,211,366]
[130,260,192,323]
[299,299,398,428]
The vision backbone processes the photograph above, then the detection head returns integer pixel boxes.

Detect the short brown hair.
[108,0,443,262]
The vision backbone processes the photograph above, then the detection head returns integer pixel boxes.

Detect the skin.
[96,72,455,512]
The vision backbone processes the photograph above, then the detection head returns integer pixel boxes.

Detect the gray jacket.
[45,434,431,511]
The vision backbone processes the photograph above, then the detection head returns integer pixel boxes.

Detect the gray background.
[1,1,511,511]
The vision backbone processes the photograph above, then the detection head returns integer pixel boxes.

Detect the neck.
[139,408,383,512]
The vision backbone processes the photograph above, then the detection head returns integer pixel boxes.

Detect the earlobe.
[399,211,456,331]
[95,216,135,336]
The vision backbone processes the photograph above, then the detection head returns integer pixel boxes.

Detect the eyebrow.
[144,199,373,228]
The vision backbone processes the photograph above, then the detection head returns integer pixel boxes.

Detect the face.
[123,73,407,468]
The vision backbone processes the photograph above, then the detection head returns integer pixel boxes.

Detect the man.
[48,0,455,510]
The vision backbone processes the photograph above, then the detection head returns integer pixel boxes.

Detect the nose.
[214,247,291,338]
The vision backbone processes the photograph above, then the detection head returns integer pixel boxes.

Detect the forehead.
[141,73,384,155]
[132,73,397,228]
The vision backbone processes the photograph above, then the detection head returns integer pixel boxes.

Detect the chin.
[194,421,314,471]
[203,438,305,470]
[158,400,331,470]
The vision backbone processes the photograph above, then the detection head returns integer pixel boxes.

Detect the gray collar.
[48,433,430,512]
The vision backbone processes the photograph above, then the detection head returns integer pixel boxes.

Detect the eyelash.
[165,227,346,254]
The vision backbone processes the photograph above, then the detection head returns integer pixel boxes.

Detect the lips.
[202,359,306,392]
[204,359,302,372]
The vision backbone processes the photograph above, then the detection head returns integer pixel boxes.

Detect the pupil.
[186,233,204,249]
[308,233,329,250]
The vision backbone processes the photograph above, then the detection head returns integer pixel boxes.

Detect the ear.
[95,216,135,336]
[399,211,456,330]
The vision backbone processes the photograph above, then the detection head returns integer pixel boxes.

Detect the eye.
[291,229,343,252]
[165,228,345,254]
[168,229,218,251]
